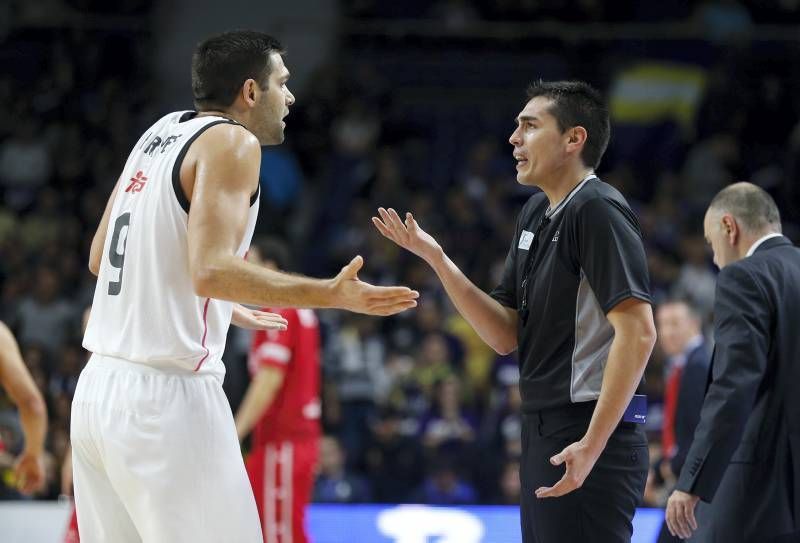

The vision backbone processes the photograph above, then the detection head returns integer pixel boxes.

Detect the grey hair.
[708,182,781,234]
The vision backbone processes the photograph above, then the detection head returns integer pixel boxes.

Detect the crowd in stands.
[1,0,799,508]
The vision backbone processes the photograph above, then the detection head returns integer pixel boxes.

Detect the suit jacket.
[676,236,800,542]
[670,341,711,476]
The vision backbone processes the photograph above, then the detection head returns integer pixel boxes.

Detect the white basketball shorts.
[71,354,262,542]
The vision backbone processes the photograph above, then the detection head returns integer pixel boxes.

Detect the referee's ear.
[565,126,588,158]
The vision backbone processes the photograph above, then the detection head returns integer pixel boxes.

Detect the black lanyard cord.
[517,176,593,325]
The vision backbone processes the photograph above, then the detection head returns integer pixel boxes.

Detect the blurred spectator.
[491,458,521,505]
[655,301,710,480]
[681,133,742,214]
[0,118,52,210]
[420,375,476,452]
[648,300,710,542]
[363,406,425,502]
[323,313,387,460]
[670,235,717,321]
[412,456,477,505]
[480,367,522,459]
[313,435,371,503]
[13,266,76,354]
[409,333,455,401]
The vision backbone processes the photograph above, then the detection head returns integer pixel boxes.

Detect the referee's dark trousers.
[520,401,649,543]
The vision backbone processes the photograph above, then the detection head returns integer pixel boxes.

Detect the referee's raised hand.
[372,207,442,264]
[534,439,602,499]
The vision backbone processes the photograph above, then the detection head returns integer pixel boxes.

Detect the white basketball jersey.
[83,111,260,377]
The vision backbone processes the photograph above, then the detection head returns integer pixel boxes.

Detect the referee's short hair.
[527,80,610,170]
[708,182,782,234]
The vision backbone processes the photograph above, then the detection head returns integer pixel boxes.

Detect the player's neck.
[196,109,243,125]
[540,165,594,211]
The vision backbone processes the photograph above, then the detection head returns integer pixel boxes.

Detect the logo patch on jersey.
[518,230,534,250]
[551,230,560,242]
[125,170,148,193]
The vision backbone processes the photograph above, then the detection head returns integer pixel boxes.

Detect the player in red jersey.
[235,237,321,543]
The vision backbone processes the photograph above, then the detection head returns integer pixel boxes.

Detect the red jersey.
[248,308,321,443]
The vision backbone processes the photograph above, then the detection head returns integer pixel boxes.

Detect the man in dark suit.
[666,182,800,542]
[654,300,710,543]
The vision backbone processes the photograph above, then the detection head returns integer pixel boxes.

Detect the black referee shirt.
[491,175,651,413]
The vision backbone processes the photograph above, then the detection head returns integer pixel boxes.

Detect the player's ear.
[242,79,258,107]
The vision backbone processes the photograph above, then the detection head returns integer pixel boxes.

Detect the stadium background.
[1,1,799,541]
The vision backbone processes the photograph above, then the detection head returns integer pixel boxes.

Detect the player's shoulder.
[0,321,13,346]
[196,120,260,156]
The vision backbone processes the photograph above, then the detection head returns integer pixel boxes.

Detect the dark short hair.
[526,80,610,169]
[708,182,782,234]
[192,31,284,110]
[252,236,292,270]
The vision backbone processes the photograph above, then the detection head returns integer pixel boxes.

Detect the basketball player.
[235,237,320,543]
[0,321,47,496]
[73,31,419,543]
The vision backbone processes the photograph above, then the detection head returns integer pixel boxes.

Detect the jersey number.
[108,212,131,296]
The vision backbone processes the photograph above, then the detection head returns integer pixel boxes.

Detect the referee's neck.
[540,166,594,210]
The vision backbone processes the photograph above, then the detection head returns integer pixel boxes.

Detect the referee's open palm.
[372,207,440,263]
[534,440,601,499]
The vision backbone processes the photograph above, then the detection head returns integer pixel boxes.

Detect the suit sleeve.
[249,309,297,373]
[675,265,771,501]
[574,197,652,313]
[670,351,710,476]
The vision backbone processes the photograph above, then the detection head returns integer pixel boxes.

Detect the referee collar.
[545,172,597,219]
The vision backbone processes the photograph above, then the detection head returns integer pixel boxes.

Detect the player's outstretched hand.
[332,255,419,316]
[372,208,441,264]
[232,304,289,331]
[14,450,45,495]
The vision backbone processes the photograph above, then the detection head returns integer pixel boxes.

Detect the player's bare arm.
[536,298,655,498]
[373,207,517,353]
[234,365,285,440]
[0,321,47,495]
[185,124,418,316]
[89,176,123,276]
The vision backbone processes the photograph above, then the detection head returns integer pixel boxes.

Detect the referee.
[373,80,656,543]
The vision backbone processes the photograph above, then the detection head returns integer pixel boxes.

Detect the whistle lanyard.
[518,175,596,325]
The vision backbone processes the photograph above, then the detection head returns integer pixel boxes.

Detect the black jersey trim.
[601,289,653,315]
[171,119,239,214]
[178,111,198,123]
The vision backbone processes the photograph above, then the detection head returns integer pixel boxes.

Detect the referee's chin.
[515,172,537,187]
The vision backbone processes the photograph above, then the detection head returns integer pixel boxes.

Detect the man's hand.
[14,450,45,495]
[372,208,442,264]
[331,255,419,316]
[231,304,288,331]
[535,440,602,499]
[666,490,700,539]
